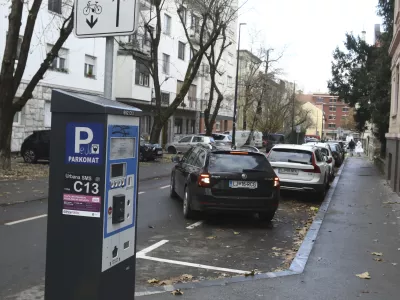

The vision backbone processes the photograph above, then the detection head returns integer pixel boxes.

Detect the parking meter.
[45,90,141,300]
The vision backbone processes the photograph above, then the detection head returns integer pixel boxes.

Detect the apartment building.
[309,94,352,139]
[386,0,400,193]
[115,0,238,144]
[0,0,105,152]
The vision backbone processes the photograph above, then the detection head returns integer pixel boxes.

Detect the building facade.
[302,102,323,138]
[115,0,238,144]
[1,0,105,152]
[386,0,400,193]
[308,94,353,139]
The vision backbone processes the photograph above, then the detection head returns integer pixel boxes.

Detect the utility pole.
[291,81,296,134]
[232,23,246,149]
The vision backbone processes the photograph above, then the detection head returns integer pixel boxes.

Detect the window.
[164,14,171,35]
[174,118,183,134]
[328,124,336,128]
[191,14,200,33]
[341,116,346,120]
[315,150,323,162]
[329,106,336,112]
[268,149,312,164]
[13,111,21,125]
[208,154,274,173]
[161,92,169,105]
[192,136,204,143]
[342,107,349,112]
[224,120,228,131]
[328,115,336,120]
[215,121,221,131]
[228,53,233,65]
[48,44,69,73]
[191,120,195,133]
[48,0,61,14]
[178,41,185,60]
[178,5,187,25]
[162,53,170,74]
[227,76,233,87]
[44,102,51,127]
[135,62,150,87]
[329,97,337,103]
[179,136,192,143]
[84,55,97,79]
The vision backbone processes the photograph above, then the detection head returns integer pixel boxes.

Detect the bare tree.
[0,1,74,170]
[118,0,239,143]
[203,26,233,135]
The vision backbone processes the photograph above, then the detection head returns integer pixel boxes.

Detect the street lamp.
[232,22,246,149]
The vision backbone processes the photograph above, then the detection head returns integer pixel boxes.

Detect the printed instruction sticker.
[62,194,101,218]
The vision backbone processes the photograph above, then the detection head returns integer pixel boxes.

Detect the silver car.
[303,142,335,181]
[165,135,215,154]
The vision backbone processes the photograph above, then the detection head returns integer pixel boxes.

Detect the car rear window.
[208,153,273,173]
[268,149,312,165]
[212,134,225,141]
[268,134,284,142]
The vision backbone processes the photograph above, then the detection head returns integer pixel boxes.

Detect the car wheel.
[168,146,177,154]
[22,149,37,163]
[258,211,275,222]
[183,187,195,219]
[316,177,327,201]
[170,174,178,198]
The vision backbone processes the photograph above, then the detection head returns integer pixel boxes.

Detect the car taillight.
[198,173,210,187]
[311,153,321,173]
[274,177,280,187]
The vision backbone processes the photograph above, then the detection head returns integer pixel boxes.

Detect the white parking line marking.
[5,214,47,226]
[136,240,169,256]
[138,191,145,195]
[160,185,170,189]
[186,220,203,229]
[139,255,248,274]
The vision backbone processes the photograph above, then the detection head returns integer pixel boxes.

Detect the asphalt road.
[0,175,319,299]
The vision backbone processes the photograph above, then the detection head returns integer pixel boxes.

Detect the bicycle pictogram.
[83,1,102,15]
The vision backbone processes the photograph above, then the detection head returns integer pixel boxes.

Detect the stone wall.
[11,83,50,152]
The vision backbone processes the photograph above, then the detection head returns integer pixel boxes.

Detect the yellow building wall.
[302,102,323,137]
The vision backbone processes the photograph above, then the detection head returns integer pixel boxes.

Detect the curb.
[134,159,347,297]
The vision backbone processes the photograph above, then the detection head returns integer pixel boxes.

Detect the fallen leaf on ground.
[171,289,184,296]
[371,252,383,256]
[272,247,283,251]
[233,231,240,235]
[373,258,383,262]
[356,272,371,279]
[310,206,319,212]
[180,274,193,281]
[206,236,216,240]
[147,278,159,284]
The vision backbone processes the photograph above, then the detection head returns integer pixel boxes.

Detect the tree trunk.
[0,101,16,170]
[149,116,163,144]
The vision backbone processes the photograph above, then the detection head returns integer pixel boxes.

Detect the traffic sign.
[296,125,301,133]
[74,0,139,38]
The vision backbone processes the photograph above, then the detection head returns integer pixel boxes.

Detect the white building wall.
[0,0,106,151]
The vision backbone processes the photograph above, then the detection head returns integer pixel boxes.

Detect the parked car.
[328,141,345,157]
[267,144,330,200]
[165,135,215,154]
[303,142,335,181]
[200,133,232,146]
[139,137,163,161]
[224,130,263,148]
[170,145,280,221]
[264,133,285,153]
[21,130,51,163]
[326,142,343,167]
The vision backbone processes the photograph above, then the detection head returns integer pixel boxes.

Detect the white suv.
[303,142,335,181]
[267,144,330,200]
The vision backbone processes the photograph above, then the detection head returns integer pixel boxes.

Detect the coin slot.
[124,241,130,249]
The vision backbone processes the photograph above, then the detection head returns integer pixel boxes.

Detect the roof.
[272,144,316,151]
[303,142,330,149]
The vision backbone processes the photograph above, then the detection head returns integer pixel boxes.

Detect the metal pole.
[232,23,246,149]
[321,103,324,140]
[291,81,296,132]
[104,37,114,99]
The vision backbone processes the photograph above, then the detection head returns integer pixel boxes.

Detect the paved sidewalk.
[144,157,400,299]
[0,162,174,206]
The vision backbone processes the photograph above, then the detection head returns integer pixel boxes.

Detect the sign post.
[296,125,301,144]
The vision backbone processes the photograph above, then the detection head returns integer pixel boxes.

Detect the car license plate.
[279,168,299,175]
[157,151,163,155]
[229,181,258,189]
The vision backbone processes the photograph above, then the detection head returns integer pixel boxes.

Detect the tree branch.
[13,8,74,111]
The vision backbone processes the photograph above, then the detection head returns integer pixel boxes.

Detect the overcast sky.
[238,0,383,93]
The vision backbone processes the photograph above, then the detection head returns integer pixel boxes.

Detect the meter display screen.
[110,137,135,160]
[111,163,125,178]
